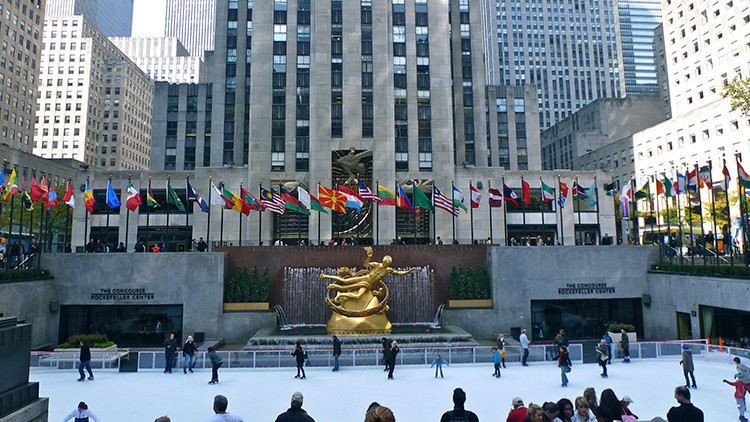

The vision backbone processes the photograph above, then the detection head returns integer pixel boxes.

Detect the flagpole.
[166,176,171,248]
[146,177,151,249]
[257,181,262,245]
[394,179,399,243]
[220,181,225,245]
[451,179,456,243]
[469,179,474,244]
[19,169,25,242]
[630,178,636,244]
[65,178,71,251]
[653,175,661,248]
[594,175,601,244]
[375,179,379,245]
[557,175,563,245]
[29,170,34,247]
[125,175,131,251]
[487,179,493,245]
[520,174,526,228]
[649,176,656,244]
[723,160,733,266]
[106,176,112,246]
[663,173,671,263]
[432,182,436,244]
[539,176,545,243]
[207,176,212,248]
[185,174,190,248]
[708,161,718,264]
[685,166,695,265]
[278,183,283,244]
[575,176,582,242]
[694,163,706,265]
[675,170,684,263]
[502,175,508,245]
[238,181,243,246]
[317,180,321,245]
[735,154,748,264]
[83,175,88,251]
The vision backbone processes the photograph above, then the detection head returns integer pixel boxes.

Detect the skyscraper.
[45,0,133,37]
[109,37,204,83]
[615,0,662,95]
[165,0,216,58]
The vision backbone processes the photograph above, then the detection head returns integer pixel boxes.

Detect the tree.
[721,76,750,116]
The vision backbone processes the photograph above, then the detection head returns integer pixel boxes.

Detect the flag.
[126,182,143,212]
[106,180,121,209]
[210,182,229,206]
[572,182,587,199]
[687,169,698,190]
[39,178,49,204]
[281,188,310,215]
[241,188,264,212]
[377,185,397,206]
[488,188,503,207]
[470,185,481,208]
[434,186,459,216]
[541,180,555,202]
[298,187,328,213]
[0,168,4,197]
[503,184,519,206]
[720,163,731,191]
[223,187,247,214]
[558,181,569,208]
[1,169,19,201]
[147,181,160,207]
[586,182,597,207]
[318,185,347,213]
[676,172,686,194]
[22,190,33,211]
[413,185,433,212]
[620,182,632,203]
[337,185,364,210]
[522,180,531,205]
[358,181,380,202]
[84,181,95,214]
[634,182,651,200]
[738,161,750,189]
[260,187,285,214]
[662,177,674,197]
[698,165,712,189]
[167,181,186,212]
[30,176,45,202]
[656,179,665,196]
[186,181,209,213]
[46,189,58,211]
[452,186,468,212]
[397,185,416,214]
[604,182,616,197]
[63,181,75,208]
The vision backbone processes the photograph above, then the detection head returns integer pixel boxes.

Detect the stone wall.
[0,280,57,349]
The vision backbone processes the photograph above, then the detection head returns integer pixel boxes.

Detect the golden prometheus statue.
[322,246,416,335]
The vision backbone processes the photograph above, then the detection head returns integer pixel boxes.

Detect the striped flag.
[358,181,380,201]
[488,188,503,207]
[260,187,285,214]
[434,186,459,216]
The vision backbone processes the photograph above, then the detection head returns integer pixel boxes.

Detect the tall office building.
[165,0,216,58]
[492,0,622,128]
[615,0,662,95]
[45,0,133,37]
[0,0,45,153]
[33,16,153,169]
[109,37,203,83]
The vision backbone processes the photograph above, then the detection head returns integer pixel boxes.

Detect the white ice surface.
[32,358,741,421]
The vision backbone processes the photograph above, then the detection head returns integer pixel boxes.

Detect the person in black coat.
[331,335,342,372]
[274,392,316,422]
[387,340,399,379]
[439,388,479,422]
[77,340,94,381]
[292,341,306,379]
[381,337,391,372]
[207,347,223,384]
[164,333,178,373]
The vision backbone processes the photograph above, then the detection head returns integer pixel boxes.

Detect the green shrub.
[0,269,50,282]
[57,334,115,349]
[224,265,270,303]
[608,323,636,332]
[652,263,750,277]
[449,264,491,300]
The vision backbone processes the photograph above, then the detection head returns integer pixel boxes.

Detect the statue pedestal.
[326,312,392,336]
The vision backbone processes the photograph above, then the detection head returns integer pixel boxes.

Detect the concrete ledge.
[223,302,270,311]
[448,299,493,308]
[0,398,48,422]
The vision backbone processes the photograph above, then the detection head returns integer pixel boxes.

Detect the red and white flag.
[434,186,459,216]
[488,188,503,207]
[63,181,75,208]
[470,185,481,208]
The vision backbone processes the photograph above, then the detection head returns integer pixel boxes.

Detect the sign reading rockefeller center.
[90,288,156,301]
[558,283,616,295]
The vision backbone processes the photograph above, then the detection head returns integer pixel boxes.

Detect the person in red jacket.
[724,378,750,422]
[507,397,527,422]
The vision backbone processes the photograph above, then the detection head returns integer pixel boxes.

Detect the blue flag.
[106,180,121,209]
[187,181,210,213]
[586,182,597,207]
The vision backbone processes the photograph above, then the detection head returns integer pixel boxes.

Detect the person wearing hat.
[207,395,244,422]
[274,392,315,422]
[619,396,637,420]
[63,401,100,422]
[679,345,696,389]
[440,388,479,422]
[506,397,527,422]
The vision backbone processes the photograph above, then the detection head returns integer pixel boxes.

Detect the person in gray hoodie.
[207,347,223,384]
[679,344,696,388]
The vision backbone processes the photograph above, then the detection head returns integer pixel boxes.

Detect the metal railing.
[30,350,126,370]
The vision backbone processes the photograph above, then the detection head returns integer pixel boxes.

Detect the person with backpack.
[292,341,307,379]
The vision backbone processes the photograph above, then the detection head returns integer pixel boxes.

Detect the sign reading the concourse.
[90,288,155,301]
[558,283,616,295]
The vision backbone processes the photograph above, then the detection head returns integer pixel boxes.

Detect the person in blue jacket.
[431,354,449,378]
[492,346,502,378]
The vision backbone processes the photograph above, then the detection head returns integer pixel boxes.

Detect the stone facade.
[108,37,203,84]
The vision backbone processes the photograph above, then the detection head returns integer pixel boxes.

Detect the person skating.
[183,335,197,374]
[164,333,178,373]
[387,340,399,379]
[601,332,613,364]
[735,357,750,385]
[331,335,341,372]
[723,378,750,422]
[291,341,306,379]
[520,329,530,366]
[430,354,449,378]
[77,340,94,381]
[381,337,391,372]
[274,392,316,422]
[620,328,630,363]
[667,386,704,422]
[206,395,243,422]
[595,339,610,378]
[680,344,697,388]
[63,401,100,422]
[558,345,571,387]
[439,388,479,422]
[492,346,502,378]
[207,347,223,384]
[497,334,507,368]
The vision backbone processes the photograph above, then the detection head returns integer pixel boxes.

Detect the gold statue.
[322,247,416,335]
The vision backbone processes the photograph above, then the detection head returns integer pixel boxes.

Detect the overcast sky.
[131,0,167,37]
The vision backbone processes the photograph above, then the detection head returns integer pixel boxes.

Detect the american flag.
[358,181,381,201]
[260,187,285,214]
[433,186,460,216]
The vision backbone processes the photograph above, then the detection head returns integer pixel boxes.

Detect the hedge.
[449,264,491,300]
[608,324,636,332]
[224,265,270,302]
[58,334,115,349]
[651,263,750,277]
[0,269,50,282]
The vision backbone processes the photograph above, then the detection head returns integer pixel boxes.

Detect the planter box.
[223,302,270,311]
[448,299,493,308]
[608,332,637,343]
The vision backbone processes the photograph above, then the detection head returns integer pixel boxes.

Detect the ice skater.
[430,354,449,378]
[492,346,502,378]
[164,332,178,373]
[387,340,399,379]
[63,401,100,422]
[735,357,750,385]
[520,329,530,366]
[292,341,307,379]
[381,337,391,372]
[558,345,571,387]
[497,334,507,368]
[207,346,223,384]
[723,377,750,422]
[77,340,94,382]
[679,344,696,388]
[596,339,610,378]
[183,335,196,374]
[332,335,341,372]
[620,328,630,363]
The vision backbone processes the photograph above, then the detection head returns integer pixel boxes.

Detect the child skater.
[492,346,502,378]
[430,354,449,378]
[723,377,750,422]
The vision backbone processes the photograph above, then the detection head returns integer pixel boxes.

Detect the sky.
[131,0,167,37]
[31,358,741,421]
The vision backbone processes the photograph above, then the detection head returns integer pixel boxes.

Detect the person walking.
[183,335,197,374]
[492,346,502,378]
[680,345,696,388]
[206,395,243,422]
[667,386,704,422]
[292,341,307,379]
[387,340,399,379]
[497,334,507,368]
[558,345,571,387]
[596,339,610,378]
[63,401,100,422]
[207,347,223,384]
[520,329,530,366]
[620,329,630,363]
[723,378,750,422]
[331,335,341,372]
[164,333,178,373]
[431,353,449,378]
[274,392,316,422]
[77,340,94,381]
[439,388,479,422]
[381,337,391,372]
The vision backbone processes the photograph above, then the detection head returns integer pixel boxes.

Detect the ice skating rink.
[33,358,739,421]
